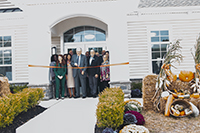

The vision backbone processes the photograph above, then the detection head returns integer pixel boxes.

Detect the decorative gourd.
[180,111,185,116]
[125,103,142,113]
[165,95,174,116]
[190,93,200,98]
[171,106,180,116]
[165,69,177,82]
[179,70,194,82]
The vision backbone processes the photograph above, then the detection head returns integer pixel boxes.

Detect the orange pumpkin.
[179,70,194,82]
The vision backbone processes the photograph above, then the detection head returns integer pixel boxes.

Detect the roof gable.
[138,0,200,8]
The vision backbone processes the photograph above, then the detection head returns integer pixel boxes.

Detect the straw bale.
[168,80,191,93]
[0,76,10,97]
[190,97,200,111]
[160,98,167,114]
[142,75,158,111]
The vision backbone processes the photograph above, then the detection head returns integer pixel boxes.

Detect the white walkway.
[16,98,143,133]
[16,98,98,133]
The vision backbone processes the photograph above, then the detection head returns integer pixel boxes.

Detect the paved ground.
[16,98,143,133]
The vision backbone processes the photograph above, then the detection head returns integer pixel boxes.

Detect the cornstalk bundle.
[0,74,10,97]
[151,40,183,112]
[191,36,200,93]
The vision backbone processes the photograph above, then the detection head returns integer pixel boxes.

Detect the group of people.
[49,48,110,100]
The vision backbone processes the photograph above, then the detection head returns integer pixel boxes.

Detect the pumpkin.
[179,70,194,82]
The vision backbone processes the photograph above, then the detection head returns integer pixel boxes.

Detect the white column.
[60,35,64,54]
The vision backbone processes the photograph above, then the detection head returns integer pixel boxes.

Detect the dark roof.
[138,0,200,8]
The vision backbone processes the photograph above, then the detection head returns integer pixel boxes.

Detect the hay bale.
[168,80,191,93]
[160,98,167,114]
[142,75,158,111]
[0,76,10,97]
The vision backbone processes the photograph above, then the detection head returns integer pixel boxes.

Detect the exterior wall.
[3,0,200,85]
[25,0,131,85]
[0,12,28,83]
[127,6,200,79]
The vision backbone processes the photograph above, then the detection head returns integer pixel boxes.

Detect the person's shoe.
[61,97,64,100]
[82,96,86,99]
[74,96,80,99]
[69,95,72,98]
[93,95,97,98]
[56,98,59,100]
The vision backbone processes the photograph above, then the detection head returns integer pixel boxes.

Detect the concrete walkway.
[16,98,143,133]
[17,98,98,133]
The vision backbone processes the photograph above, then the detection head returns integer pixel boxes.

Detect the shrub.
[0,88,44,128]
[96,87,124,130]
[131,82,142,90]
[10,84,28,94]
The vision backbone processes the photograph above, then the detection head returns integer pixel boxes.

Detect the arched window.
[64,26,106,43]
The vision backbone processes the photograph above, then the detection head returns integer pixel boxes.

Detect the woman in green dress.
[54,55,67,100]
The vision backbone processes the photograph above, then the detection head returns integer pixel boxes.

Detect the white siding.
[14,25,29,81]
[127,23,149,79]
[128,19,200,79]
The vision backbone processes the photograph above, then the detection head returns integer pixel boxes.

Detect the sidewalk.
[16,98,143,133]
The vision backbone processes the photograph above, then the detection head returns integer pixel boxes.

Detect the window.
[0,8,23,13]
[0,36,12,81]
[151,30,169,74]
[88,47,103,55]
[67,48,76,55]
[64,26,106,43]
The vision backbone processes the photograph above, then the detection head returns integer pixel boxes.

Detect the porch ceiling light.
[84,34,95,40]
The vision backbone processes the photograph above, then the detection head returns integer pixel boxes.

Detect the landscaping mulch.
[142,110,200,133]
[0,105,47,133]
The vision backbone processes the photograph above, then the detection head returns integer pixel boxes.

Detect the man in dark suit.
[87,49,100,98]
[71,47,88,98]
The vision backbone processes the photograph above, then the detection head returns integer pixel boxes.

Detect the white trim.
[64,41,107,54]
[0,31,14,82]
[49,14,107,29]
[60,35,64,54]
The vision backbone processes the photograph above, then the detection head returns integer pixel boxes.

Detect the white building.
[0,0,200,90]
